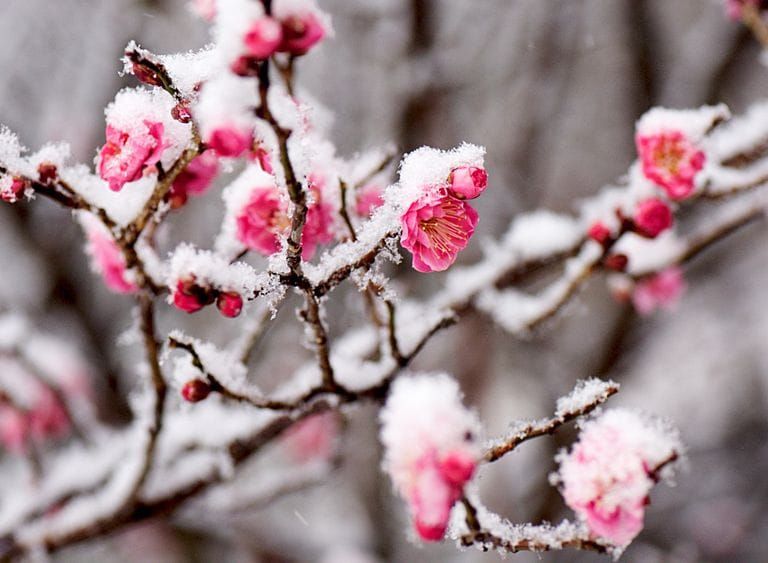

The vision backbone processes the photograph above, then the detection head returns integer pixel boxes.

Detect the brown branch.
[484,381,620,463]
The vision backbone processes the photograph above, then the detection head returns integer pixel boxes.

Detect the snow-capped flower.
[169,150,219,208]
[380,373,481,542]
[81,215,137,294]
[448,166,488,200]
[401,192,479,273]
[355,183,384,217]
[633,198,673,239]
[636,130,706,200]
[274,0,329,56]
[98,121,166,192]
[555,409,681,547]
[0,175,27,204]
[632,267,686,315]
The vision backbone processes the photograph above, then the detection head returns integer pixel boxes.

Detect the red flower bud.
[1,177,27,203]
[633,198,673,239]
[173,278,215,314]
[37,162,58,184]
[171,101,193,124]
[587,221,612,246]
[604,253,629,272]
[216,292,244,318]
[181,379,211,402]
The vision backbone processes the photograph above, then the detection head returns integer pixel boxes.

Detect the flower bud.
[181,379,211,403]
[278,13,326,56]
[173,278,214,313]
[0,176,27,203]
[448,166,488,200]
[229,55,260,77]
[587,221,612,246]
[633,198,673,239]
[604,253,629,272]
[37,162,58,184]
[171,101,193,124]
[216,291,244,318]
[244,17,283,59]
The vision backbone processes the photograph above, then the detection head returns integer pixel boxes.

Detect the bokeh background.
[1,0,768,561]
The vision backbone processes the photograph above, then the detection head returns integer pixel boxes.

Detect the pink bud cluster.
[400,166,488,273]
[172,277,244,318]
[555,409,681,547]
[380,374,481,541]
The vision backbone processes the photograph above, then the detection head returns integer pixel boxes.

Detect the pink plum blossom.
[380,374,481,542]
[636,130,705,200]
[355,183,384,217]
[556,409,681,546]
[169,150,219,208]
[632,267,687,315]
[84,219,137,294]
[206,125,252,158]
[98,121,167,192]
[283,412,339,463]
[401,191,479,273]
[244,17,283,59]
[633,197,673,239]
[448,166,488,200]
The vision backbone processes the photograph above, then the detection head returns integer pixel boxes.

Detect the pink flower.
[235,180,334,260]
[557,409,681,547]
[169,150,219,208]
[28,387,70,441]
[250,145,274,174]
[244,16,283,59]
[355,183,384,217]
[236,187,287,256]
[0,176,27,203]
[633,198,673,239]
[206,125,252,158]
[410,457,458,541]
[283,412,339,463]
[98,121,166,192]
[84,221,137,294]
[277,12,326,55]
[448,166,488,200]
[401,192,479,273]
[632,267,687,315]
[636,130,705,200]
[0,405,28,455]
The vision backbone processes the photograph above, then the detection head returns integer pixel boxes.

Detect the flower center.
[652,137,686,174]
[419,199,468,254]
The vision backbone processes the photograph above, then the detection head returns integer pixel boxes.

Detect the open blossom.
[633,198,673,239]
[83,217,137,294]
[235,180,334,260]
[169,150,219,208]
[636,130,705,200]
[98,121,167,192]
[555,409,681,547]
[380,373,481,542]
[401,191,479,273]
[632,267,687,315]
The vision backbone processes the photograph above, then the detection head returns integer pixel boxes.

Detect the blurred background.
[1,0,768,561]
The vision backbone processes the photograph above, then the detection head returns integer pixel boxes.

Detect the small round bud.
[1,177,28,203]
[587,221,612,246]
[181,379,211,403]
[168,185,188,210]
[633,198,673,239]
[173,278,214,314]
[216,292,244,318]
[230,56,260,77]
[448,166,488,200]
[37,162,58,184]
[604,253,629,272]
[171,101,192,124]
[243,16,283,59]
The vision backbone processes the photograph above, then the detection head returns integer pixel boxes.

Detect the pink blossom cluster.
[555,409,681,547]
[233,171,335,260]
[380,374,481,541]
[172,277,244,317]
[400,165,488,273]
